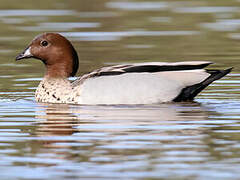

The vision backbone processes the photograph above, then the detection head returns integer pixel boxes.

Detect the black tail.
[173,68,233,102]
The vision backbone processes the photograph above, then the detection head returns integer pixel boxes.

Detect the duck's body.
[16,33,232,105]
[35,61,230,105]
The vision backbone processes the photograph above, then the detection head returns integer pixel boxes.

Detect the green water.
[0,0,240,179]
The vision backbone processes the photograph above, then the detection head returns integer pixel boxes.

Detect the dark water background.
[1,0,240,179]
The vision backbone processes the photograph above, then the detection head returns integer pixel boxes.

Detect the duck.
[16,33,232,105]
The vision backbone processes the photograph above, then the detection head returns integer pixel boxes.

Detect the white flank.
[158,69,210,86]
[75,70,210,105]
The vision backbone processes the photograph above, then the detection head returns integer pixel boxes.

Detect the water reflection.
[34,102,213,141]
[201,19,240,32]
[106,1,168,11]
[174,7,240,13]
[19,22,101,31]
[62,30,199,41]
[36,104,79,136]
[0,10,76,17]
[15,101,238,179]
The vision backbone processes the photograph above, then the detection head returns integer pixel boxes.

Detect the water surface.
[1,0,240,179]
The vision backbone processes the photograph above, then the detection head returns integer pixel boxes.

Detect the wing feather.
[72,61,212,86]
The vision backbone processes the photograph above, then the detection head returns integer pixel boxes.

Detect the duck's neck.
[45,63,69,79]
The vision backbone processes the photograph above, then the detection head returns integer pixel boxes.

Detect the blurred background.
[0,0,240,179]
[9,0,240,73]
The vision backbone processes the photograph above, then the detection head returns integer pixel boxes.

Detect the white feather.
[158,69,210,86]
[75,69,210,104]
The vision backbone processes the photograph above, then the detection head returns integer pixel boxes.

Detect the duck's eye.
[40,40,48,47]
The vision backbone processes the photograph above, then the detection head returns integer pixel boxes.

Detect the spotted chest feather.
[35,78,77,104]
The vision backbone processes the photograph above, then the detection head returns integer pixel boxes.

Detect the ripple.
[0,37,22,41]
[149,17,172,23]
[200,19,240,31]
[79,11,119,18]
[125,44,154,49]
[61,31,199,41]
[106,1,168,11]
[0,10,76,17]
[228,33,240,40]
[174,7,239,13]
[14,77,42,81]
[18,22,101,31]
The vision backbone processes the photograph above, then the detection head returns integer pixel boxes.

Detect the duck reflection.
[33,101,238,165]
[34,102,212,137]
[35,103,80,136]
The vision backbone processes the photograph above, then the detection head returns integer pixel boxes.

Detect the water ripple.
[62,31,199,41]
[19,22,101,31]
[174,7,239,13]
[0,10,76,17]
[106,2,168,11]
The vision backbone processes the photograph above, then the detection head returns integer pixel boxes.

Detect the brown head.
[16,33,79,78]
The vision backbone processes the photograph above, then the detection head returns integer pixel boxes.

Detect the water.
[1,0,240,179]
